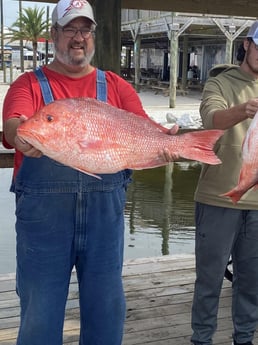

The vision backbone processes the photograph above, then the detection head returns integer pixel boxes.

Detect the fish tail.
[181,129,224,165]
[220,167,257,204]
[220,189,243,204]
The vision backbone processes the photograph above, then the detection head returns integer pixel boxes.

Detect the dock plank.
[0,255,256,344]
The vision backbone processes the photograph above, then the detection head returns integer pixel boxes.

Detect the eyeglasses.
[56,26,95,39]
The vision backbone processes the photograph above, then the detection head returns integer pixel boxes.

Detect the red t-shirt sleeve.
[2,72,44,173]
[3,72,43,125]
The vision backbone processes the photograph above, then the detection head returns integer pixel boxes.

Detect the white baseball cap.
[247,21,258,45]
[52,0,97,27]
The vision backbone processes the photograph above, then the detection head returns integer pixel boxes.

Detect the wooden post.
[162,50,169,81]
[182,35,188,90]
[134,34,141,92]
[225,37,233,64]
[19,0,24,73]
[125,47,131,77]
[169,29,178,108]
[45,5,50,65]
[90,0,121,74]
[212,18,235,65]
[161,163,174,255]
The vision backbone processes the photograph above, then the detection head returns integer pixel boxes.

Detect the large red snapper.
[222,111,258,203]
[17,97,224,178]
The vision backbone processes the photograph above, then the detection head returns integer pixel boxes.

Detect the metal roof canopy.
[23,0,258,18]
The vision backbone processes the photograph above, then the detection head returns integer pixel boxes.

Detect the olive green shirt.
[194,64,258,209]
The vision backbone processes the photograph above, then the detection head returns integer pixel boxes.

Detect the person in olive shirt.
[191,21,258,345]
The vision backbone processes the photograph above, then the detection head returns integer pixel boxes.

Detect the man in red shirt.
[2,1,176,344]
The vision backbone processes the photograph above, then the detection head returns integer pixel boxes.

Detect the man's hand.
[159,148,180,162]
[244,98,258,119]
[159,124,180,162]
[16,116,42,157]
[4,116,43,158]
[14,136,43,158]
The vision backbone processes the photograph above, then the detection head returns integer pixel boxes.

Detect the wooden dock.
[1,254,256,345]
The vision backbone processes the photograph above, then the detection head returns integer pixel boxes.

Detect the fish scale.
[222,111,258,203]
[17,97,224,179]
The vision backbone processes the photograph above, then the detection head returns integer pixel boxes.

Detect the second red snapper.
[17,97,224,178]
[222,111,258,203]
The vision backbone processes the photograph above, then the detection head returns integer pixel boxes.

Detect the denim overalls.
[14,68,131,345]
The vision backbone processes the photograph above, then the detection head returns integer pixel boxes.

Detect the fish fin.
[220,189,244,204]
[78,139,103,150]
[220,167,257,203]
[220,178,256,203]
[73,166,102,179]
[181,129,224,165]
[242,128,252,153]
[78,139,120,151]
[131,158,168,170]
[147,117,176,134]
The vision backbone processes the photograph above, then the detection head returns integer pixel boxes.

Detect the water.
[0,163,200,274]
[0,169,16,274]
[124,162,200,259]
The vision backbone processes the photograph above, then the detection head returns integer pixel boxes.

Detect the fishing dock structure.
[0,85,252,343]
[1,254,255,345]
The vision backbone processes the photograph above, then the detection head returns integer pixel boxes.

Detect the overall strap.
[34,67,54,105]
[96,69,107,102]
[34,67,107,104]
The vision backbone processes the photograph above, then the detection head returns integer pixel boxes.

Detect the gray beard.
[54,48,95,68]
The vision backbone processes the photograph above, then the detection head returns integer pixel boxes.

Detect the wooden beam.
[122,0,258,17]
[0,153,14,168]
[23,0,258,22]
[90,0,122,73]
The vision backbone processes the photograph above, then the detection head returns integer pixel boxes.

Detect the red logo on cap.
[64,0,88,14]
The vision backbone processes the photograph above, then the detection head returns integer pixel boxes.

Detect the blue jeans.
[14,156,131,345]
[191,202,258,345]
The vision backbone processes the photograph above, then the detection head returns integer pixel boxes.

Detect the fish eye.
[47,115,54,122]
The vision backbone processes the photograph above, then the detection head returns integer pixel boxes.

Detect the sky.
[3,0,56,27]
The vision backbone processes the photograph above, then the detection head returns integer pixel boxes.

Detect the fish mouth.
[17,128,45,144]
